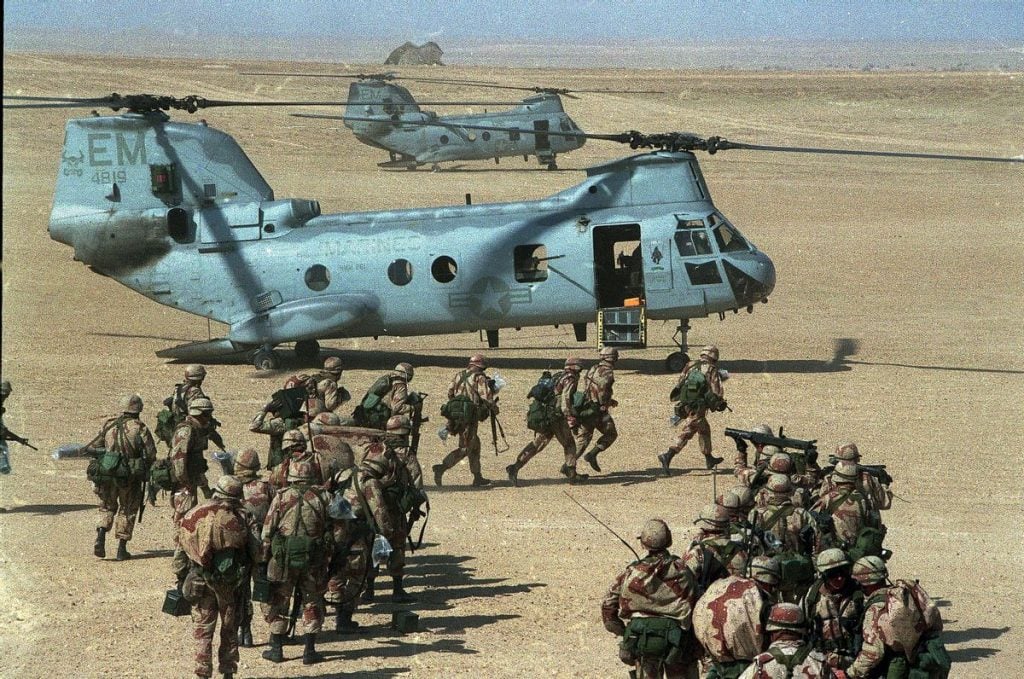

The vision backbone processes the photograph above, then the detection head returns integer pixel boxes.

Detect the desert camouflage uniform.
[801,581,865,669]
[817,472,892,513]
[692,575,773,677]
[178,493,258,678]
[250,410,305,471]
[438,367,497,480]
[85,414,157,541]
[171,417,212,580]
[170,382,208,421]
[262,480,333,635]
[269,447,326,489]
[513,369,579,476]
[382,370,415,420]
[846,581,943,678]
[601,550,700,679]
[325,467,372,619]
[304,371,350,417]
[682,533,749,584]
[814,483,881,552]
[667,357,723,460]
[360,441,413,580]
[748,500,817,556]
[738,639,831,678]
[237,461,274,637]
[575,361,618,461]
[309,420,356,477]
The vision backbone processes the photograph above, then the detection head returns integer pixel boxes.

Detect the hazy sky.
[5,0,1023,42]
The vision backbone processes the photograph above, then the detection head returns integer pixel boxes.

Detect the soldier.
[801,549,865,671]
[751,451,811,509]
[388,413,424,490]
[269,429,325,489]
[178,475,258,679]
[507,357,584,486]
[309,410,357,473]
[325,464,371,634]
[813,462,885,560]
[1,378,34,474]
[731,423,774,470]
[433,353,498,487]
[658,345,726,475]
[839,557,946,679]
[577,346,620,473]
[261,460,332,665]
[171,397,217,587]
[234,448,275,648]
[83,394,158,560]
[250,397,304,470]
[160,365,226,450]
[738,603,831,678]
[601,519,701,679]
[683,504,749,587]
[749,475,818,556]
[359,426,421,603]
[819,443,893,513]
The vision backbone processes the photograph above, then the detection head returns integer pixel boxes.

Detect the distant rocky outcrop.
[385,41,444,66]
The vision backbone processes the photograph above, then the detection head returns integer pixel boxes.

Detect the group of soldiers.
[601,433,950,678]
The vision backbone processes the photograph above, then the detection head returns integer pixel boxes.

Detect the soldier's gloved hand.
[735,438,748,454]
[603,619,626,637]
[609,399,618,408]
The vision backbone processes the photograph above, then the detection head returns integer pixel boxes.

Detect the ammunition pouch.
[623,617,685,664]
[88,450,131,484]
[207,547,248,586]
[149,457,175,491]
[271,533,318,573]
[707,660,749,679]
[251,565,272,603]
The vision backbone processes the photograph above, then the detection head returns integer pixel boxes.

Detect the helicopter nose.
[756,251,776,298]
[722,251,775,308]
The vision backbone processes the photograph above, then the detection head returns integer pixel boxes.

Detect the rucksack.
[525,371,559,434]
[441,371,487,429]
[353,374,395,429]
[867,580,942,660]
[674,362,725,411]
[150,457,176,491]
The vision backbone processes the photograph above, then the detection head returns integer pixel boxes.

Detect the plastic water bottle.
[0,445,10,474]
[372,534,393,567]
[669,414,682,427]
[437,426,449,442]
[490,371,507,393]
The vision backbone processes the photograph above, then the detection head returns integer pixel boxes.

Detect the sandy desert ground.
[2,53,1022,678]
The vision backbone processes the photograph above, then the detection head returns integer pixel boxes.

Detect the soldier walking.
[506,357,584,486]
[261,460,332,665]
[178,475,258,679]
[577,346,620,473]
[433,353,498,487]
[601,519,701,678]
[249,397,305,471]
[659,345,727,475]
[302,356,351,417]
[234,449,275,648]
[83,394,157,560]
[171,397,217,588]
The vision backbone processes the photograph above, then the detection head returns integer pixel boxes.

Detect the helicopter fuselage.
[48,114,774,361]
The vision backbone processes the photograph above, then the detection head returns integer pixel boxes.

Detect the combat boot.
[261,633,284,663]
[583,450,602,472]
[432,463,445,487]
[115,539,131,561]
[471,474,491,487]
[568,469,589,485]
[704,453,724,470]
[335,608,360,634]
[505,462,521,487]
[392,576,416,603]
[302,633,323,665]
[657,449,675,477]
[222,674,233,679]
[93,527,107,558]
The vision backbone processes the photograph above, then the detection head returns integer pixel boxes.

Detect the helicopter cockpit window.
[431,256,458,283]
[674,228,713,257]
[559,118,572,132]
[713,221,749,253]
[305,264,331,292]
[514,244,548,282]
[388,259,414,286]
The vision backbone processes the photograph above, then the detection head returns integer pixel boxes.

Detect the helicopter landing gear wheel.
[546,161,558,170]
[293,340,320,363]
[431,163,441,172]
[665,351,689,373]
[253,348,281,371]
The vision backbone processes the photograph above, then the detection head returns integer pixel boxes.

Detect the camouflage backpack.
[525,371,560,434]
[672,361,726,412]
[353,374,395,429]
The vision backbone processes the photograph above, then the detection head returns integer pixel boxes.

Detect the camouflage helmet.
[235,448,261,473]
[765,603,806,632]
[832,460,859,483]
[729,484,754,508]
[834,442,860,461]
[184,364,207,381]
[816,548,851,574]
[120,393,144,414]
[323,356,343,375]
[749,556,781,586]
[386,415,411,435]
[212,474,243,499]
[851,556,888,585]
[287,460,316,482]
[694,503,730,530]
[762,444,782,458]
[187,397,214,415]
[752,423,773,436]
[700,345,720,362]
[717,491,741,512]
[314,411,341,426]
[0,379,11,396]
[638,518,672,550]
[766,473,793,495]
[468,353,487,369]
[564,356,583,370]
[394,362,414,380]
[768,452,794,474]
[282,429,307,449]
[599,346,619,361]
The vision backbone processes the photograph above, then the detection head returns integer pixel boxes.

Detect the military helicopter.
[6,93,1020,371]
[241,70,661,170]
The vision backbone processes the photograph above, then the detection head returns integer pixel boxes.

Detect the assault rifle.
[2,424,38,451]
[406,491,430,553]
[285,587,302,638]
[825,456,893,486]
[724,427,818,464]
[407,392,428,457]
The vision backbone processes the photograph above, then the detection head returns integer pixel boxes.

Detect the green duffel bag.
[89,450,130,483]
[155,407,177,447]
[778,552,815,587]
[441,394,478,429]
[908,635,951,679]
[624,616,683,661]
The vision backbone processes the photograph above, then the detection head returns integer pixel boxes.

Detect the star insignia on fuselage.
[449,276,532,320]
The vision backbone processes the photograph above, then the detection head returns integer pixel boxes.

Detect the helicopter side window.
[431,256,458,283]
[305,264,331,292]
[388,259,413,286]
[438,135,450,145]
[713,222,749,253]
[514,244,548,283]
[508,129,521,142]
[559,119,572,132]
[685,261,723,286]
[482,131,491,141]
